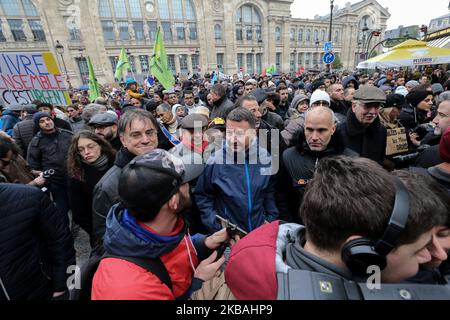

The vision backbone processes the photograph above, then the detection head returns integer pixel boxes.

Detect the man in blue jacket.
[0,104,22,136]
[194,107,279,233]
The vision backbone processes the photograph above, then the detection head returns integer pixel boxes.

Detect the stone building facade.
[0,0,390,87]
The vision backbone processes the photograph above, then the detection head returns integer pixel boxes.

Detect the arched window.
[215,24,222,41]
[334,30,339,43]
[98,0,198,43]
[306,29,311,42]
[0,0,45,41]
[275,26,281,42]
[321,30,326,42]
[298,29,303,42]
[235,4,262,42]
[290,28,296,41]
[314,29,318,41]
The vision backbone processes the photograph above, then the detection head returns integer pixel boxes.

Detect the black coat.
[330,100,350,116]
[27,129,73,186]
[0,184,75,300]
[415,145,443,169]
[91,147,135,257]
[68,159,114,238]
[338,110,387,164]
[276,129,357,223]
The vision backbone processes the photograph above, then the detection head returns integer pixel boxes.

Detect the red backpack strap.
[225,221,281,300]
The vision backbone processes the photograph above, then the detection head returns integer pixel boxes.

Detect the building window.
[175,22,185,40]
[172,0,183,19]
[133,21,144,41]
[214,24,222,41]
[217,53,224,71]
[21,0,38,16]
[276,52,281,72]
[305,53,310,67]
[235,4,262,43]
[0,0,21,16]
[298,29,303,42]
[188,22,197,40]
[306,29,311,42]
[148,21,157,41]
[256,53,262,74]
[28,19,46,41]
[76,57,89,85]
[185,0,195,20]
[158,0,170,19]
[167,54,175,73]
[236,24,243,41]
[275,26,281,42]
[191,54,199,71]
[179,54,188,74]
[321,30,326,42]
[246,53,253,74]
[314,29,318,42]
[237,53,244,71]
[110,56,119,73]
[129,0,142,18]
[117,21,129,40]
[68,21,81,41]
[129,55,136,72]
[0,24,6,42]
[290,53,295,73]
[139,55,149,73]
[290,28,295,41]
[98,0,112,17]
[298,53,303,67]
[8,19,26,41]
[334,30,339,43]
[161,21,172,42]
[113,0,127,18]
[102,20,115,41]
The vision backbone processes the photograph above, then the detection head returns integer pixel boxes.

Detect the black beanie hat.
[405,90,430,108]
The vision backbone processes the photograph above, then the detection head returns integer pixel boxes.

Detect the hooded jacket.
[225,222,354,300]
[338,109,387,164]
[92,205,211,300]
[342,76,360,90]
[194,141,279,233]
[276,129,357,223]
[91,147,136,257]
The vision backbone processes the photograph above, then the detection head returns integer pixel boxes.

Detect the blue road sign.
[323,52,335,64]
[324,42,333,53]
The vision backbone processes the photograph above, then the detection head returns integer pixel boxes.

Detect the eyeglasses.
[0,158,12,166]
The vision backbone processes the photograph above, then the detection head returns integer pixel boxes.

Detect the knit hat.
[395,86,409,97]
[405,90,430,108]
[311,80,325,92]
[289,94,309,110]
[440,127,450,163]
[405,80,420,89]
[310,90,331,107]
[431,83,444,95]
[33,112,51,126]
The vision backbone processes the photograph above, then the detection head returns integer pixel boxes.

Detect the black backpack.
[69,253,172,300]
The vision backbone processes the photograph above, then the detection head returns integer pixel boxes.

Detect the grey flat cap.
[6,103,26,112]
[354,85,386,104]
[89,112,118,126]
[181,113,208,129]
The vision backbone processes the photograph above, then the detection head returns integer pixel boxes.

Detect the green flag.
[87,56,101,102]
[115,48,130,81]
[266,65,276,74]
[150,27,175,90]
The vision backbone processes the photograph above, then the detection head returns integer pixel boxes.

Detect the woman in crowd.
[67,131,116,243]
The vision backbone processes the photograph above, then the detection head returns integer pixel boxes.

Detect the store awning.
[427,35,450,48]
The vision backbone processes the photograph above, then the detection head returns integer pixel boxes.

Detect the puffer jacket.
[12,117,34,158]
[91,147,135,257]
[0,184,75,300]
[91,204,211,300]
[194,141,279,233]
[26,129,73,186]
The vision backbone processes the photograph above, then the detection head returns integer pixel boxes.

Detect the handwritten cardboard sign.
[386,127,409,156]
[0,52,71,107]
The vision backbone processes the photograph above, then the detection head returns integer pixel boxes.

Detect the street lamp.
[327,0,334,73]
[55,40,72,90]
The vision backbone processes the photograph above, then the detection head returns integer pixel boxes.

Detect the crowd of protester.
[0,65,449,300]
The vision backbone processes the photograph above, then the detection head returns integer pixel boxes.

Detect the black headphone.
[341,177,410,276]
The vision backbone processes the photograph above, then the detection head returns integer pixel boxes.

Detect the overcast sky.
[291,0,449,30]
